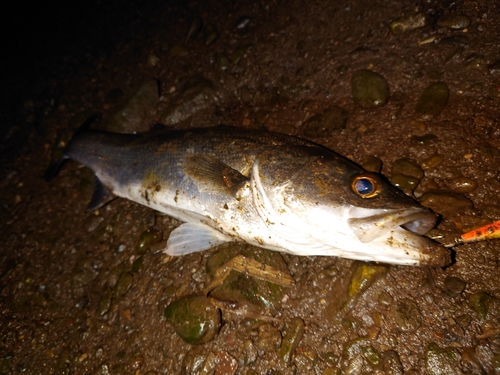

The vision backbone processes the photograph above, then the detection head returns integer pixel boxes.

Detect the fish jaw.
[346,207,450,267]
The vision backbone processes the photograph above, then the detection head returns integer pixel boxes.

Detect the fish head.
[339,171,450,267]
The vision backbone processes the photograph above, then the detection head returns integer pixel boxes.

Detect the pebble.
[437,14,471,30]
[278,317,305,363]
[84,215,104,233]
[387,299,422,333]
[169,44,189,57]
[468,291,491,319]
[488,60,500,75]
[421,154,443,170]
[419,190,473,214]
[390,13,427,34]
[238,85,253,103]
[416,82,449,118]
[391,158,424,190]
[161,77,217,126]
[113,272,133,298]
[302,106,348,138]
[444,276,466,294]
[255,323,282,352]
[447,177,477,194]
[108,79,159,133]
[425,343,461,374]
[136,229,162,255]
[382,350,404,375]
[359,155,382,173]
[164,295,221,344]
[411,133,438,146]
[348,262,388,299]
[351,70,390,108]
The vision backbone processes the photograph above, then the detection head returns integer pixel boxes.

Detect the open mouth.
[347,207,438,243]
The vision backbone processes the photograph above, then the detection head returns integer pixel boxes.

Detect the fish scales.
[58,125,450,267]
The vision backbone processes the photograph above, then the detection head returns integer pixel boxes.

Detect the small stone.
[468,292,491,319]
[256,323,282,352]
[416,82,449,118]
[388,299,422,333]
[382,350,404,375]
[362,346,381,366]
[278,317,305,363]
[351,70,390,108]
[444,276,466,294]
[165,295,221,344]
[169,45,189,57]
[238,85,253,103]
[114,272,133,298]
[421,155,443,170]
[437,14,471,30]
[216,55,231,70]
[348,262,388,299]
[359,155,382,173]
[488,60,500,75]
[136,229,162,255]
[302,107,348,138]
[391,157,424,186]
[411,133,438,145]
[419,190,473,214]
[390,13,427,35]
[425,342,461,375]
[84,215,104,233]
[447,177,477,194]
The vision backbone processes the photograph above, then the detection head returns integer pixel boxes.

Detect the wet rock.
[447,177,478,194]
[206,245,290,310]
[114,272,133,298]
[382,350,404,375]
[489,60,500,75]
[230,45,247,64]
[440,34,469,47]
[244,339,258,365]
[108,79,159,133]
[215,351,238,374]
[421,154,443,170]
[362,346,381,366]
[390,13,427,35]
[302,106,348,138]
[72,258,99,288]
[411,133,438,145]
[465,55,487,71]
[84,215,104,233]
[391,158,424,190]
[161,77,218,126]
[169,45,189,57]
[351,70,390,108]
[203,25,219,45]
[165,295,221,344]
[238,85,253,103]
[255,323,282,352]
[342,338,371,372]
[97,288,113,316]
[425,342,461,375]
[186,16,202,42]
[216,54,231,71]
[469,291,491,319]
[131,256,144,273]
[234,16,252,35]
[136,229,162,255]
[278,317,305,363]
[437,14,471,30]
[419,190,473,214]
[416,82,449,118]
[360,155,382,173]
[348,262,388,299]
[444,276,466,294]
[387,299,422,332]
[180,346,211,374]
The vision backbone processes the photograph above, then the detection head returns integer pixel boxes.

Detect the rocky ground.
[1,0,500,374]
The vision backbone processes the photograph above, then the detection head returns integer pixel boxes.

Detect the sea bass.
[54,125,450,267]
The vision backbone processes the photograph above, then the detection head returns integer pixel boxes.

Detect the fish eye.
[351,174,381,198]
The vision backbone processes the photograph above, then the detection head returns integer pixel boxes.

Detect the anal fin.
[87,176,116,211]
[165,222,231,255]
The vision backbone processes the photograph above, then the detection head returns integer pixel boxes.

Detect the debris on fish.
[444,219,500,247]
[48,124,450,267]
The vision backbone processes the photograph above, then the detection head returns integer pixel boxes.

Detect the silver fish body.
[63,126,450,267]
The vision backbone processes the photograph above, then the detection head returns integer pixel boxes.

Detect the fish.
[49,124,450,267]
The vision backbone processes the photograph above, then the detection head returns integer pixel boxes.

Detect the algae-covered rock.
[351,70,390,109]
[165,295,221,344]
[416,82,449,118]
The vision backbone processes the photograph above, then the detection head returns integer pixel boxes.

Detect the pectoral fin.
[165,222,232,255]
[184,154,248,196]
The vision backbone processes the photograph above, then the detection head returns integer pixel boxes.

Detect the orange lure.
[445,219,500,247]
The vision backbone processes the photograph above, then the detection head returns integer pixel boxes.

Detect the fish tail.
[43,114,102,181]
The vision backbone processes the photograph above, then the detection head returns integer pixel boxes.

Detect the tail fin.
[43,114,101,181]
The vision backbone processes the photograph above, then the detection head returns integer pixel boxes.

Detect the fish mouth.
[347,207,450,267]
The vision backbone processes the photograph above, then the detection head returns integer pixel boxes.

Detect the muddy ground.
[1,0,500,374]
